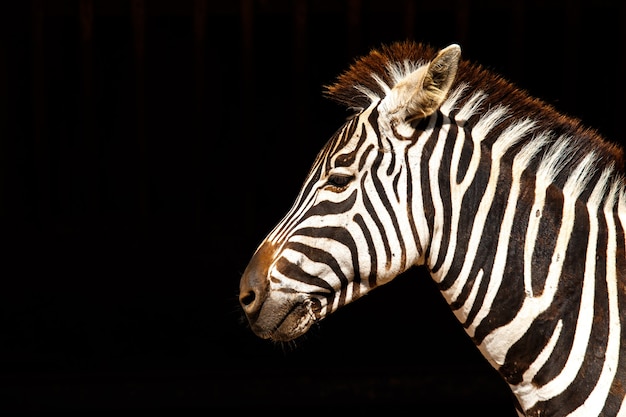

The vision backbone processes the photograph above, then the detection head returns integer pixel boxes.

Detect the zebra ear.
[382,44,461,125]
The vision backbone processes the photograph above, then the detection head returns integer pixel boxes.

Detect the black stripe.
[367,107,380,135]
[392,168,402,202]
[360,171,391,265]
[293,226,361,285]
[303,189,358,219]
[531,185,563,296]
[370,128,407,270]
[281,241,350,308]
[335,123,367,168]
[358,143,375,171]
[353,213,378,288]
[438,149,492,292]
[536,203,590,386]
[601,206,626,415]
[420,112,441,263]
[430,121,457,273]
[385,133,396,176]
[468,165,513,340]
[456,127,474,184]
[276,160,325,242]
[404,150,423,255]
[499,317,561,386]
[275,255,335,293]
[323,120,353,174]
[547,203,609,415]
[469,174,532,347]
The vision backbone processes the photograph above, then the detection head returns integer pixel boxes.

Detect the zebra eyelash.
[325,172,355,190]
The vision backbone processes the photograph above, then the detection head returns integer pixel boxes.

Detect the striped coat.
[240,41,626,416]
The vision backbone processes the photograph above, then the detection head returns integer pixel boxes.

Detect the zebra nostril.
[239,241,274,318]
[240,290,256,307]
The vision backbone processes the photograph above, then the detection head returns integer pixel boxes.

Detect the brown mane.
[324,41,624,172]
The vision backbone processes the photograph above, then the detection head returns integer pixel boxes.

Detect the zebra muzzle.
[240,277,315,341]
[239,242,317,341]
[239,242,274,323]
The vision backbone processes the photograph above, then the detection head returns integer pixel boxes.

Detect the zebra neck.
[415,94,626,415]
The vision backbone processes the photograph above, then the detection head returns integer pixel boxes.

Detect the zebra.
[238,41,626,416]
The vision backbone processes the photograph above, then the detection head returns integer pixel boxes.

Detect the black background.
[1,1,625,415]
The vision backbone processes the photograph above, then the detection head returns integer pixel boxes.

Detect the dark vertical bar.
[131,0,147,223]
[403,0,416,40]
[80,0,98,217]
[241,0,255,239]
[241,0,254,81]
[292,0,308,132]
[32,0,50,229]
[562,0,580,114]
[193,0,208,229]
[346,0,361,57]
[194,0,207,113]
[509,0,525,82]
[0,7,7,217]
[619,3,626,149]
[455,0,470,48]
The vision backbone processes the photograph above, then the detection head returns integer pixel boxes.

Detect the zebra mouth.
[252,298,317,342]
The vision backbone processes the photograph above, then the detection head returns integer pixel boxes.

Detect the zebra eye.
[326,173,354,189]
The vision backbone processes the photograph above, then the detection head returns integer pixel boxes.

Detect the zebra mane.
[324,41,625,177]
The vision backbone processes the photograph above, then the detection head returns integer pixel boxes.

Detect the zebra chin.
[250,297,318,342]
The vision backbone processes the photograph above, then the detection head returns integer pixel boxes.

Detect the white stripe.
[511,319,563,402]
[442,118,531,310]
[569,174,620,417]
[616,396,626,417]
[435,105,492,283]
[455,269,483,323]
[507,157,601,409]
[465,121,536,338]
[440,83,469,115]
[479,154,595,374]
[409,114,439,264]
[453,90,486,122]
[427,115,452,269]
[435,106,509,292]
[523,135,568,297]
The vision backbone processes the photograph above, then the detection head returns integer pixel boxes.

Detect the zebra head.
[239,43,461,342]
